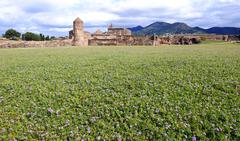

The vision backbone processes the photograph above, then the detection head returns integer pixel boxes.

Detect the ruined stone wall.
[89,33,203,46]
[0,40,72,48]
[89,39,117,46]
[0,35,202,48]
[147,35,201,45]
[131,36,153,45]
[89,36,152,46]
[116,35,134,45]
[107,28,132,36]
[150,36,171,45]
[83,32,90,46]
[92,34,117,40]
[196,34,227,41]
[228,35,240,41]
[108,28,125,36]
[170,36,201,45]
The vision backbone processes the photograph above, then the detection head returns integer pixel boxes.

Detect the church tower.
[73,17,84,46]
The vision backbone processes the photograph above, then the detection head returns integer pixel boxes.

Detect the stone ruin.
[1,17,239,48]
[69,17,89,46]
[67,17,240,47]
[89,24,133,46]
[68,17,202,46]
[0,40,72,48]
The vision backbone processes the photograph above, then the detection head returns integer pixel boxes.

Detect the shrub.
[40,34,45,41]
[22,32,41,41]
[45,36,50,41]
[3,29,21,39]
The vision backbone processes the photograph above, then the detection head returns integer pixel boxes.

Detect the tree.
[23,32,41,41]
[4,29,21,39]
[45,36,50,41]
[50,36,56,40]
[40,33,45,41]
[22,34,25,40]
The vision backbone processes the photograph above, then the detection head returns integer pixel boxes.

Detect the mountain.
[128,22,240,35]
[206,27,240,35]
[128,25,144,32]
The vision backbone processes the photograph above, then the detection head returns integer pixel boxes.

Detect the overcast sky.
[0,0,239,36]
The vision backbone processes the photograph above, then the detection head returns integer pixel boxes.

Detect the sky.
[0,0,239,36]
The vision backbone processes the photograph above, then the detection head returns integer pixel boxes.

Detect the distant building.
[69,18,202,46]
[90,24,132,45]
[107,24,132,36]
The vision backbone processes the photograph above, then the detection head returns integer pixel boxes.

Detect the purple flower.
[87,127,91,134]
[192,136,197,141]
[215,127,223,132]
[65,120,70,126]
[47,108,54,114]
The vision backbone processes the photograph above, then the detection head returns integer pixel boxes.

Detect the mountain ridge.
[128,22,240,35]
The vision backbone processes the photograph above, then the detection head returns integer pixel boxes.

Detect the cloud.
[0,0,239,36]
[49,28,73,33]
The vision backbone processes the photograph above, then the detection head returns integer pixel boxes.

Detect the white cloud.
[0,0,239,36]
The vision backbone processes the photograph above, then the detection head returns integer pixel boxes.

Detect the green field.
[0,43,240,140]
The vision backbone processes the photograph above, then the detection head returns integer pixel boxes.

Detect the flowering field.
[0,43,240,140]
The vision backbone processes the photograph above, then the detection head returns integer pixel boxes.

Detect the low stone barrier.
[0,40,73,48]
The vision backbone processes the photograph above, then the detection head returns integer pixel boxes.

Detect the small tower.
[73,17,84,46]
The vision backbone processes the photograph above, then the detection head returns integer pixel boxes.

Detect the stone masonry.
[72,17,89,46]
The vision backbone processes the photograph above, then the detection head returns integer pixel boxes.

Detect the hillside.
[129,22,240,35]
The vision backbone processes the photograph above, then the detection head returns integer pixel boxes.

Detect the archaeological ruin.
[0,17,239,48]
[68,17,231,46]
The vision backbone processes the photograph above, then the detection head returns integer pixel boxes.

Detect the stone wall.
[0,35,203,48]
[228,35,240,41]
[0,40,72,48]
[88,35,201,46]
[193,34,228,41]
[107,28,132,36]
[89,36,154,46]
[170,36,201,45]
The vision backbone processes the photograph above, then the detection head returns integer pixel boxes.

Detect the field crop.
[0,43,240,140]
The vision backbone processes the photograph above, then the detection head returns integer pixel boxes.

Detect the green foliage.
[21,34,25,40]
[45,36,50,41]
[3,29,21,39]
[40,34,45,41]
[22,33,50,41]
[0,43,240,140]
[22,32,41,41]
[201,40,227,44]
[50,36,56,40]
